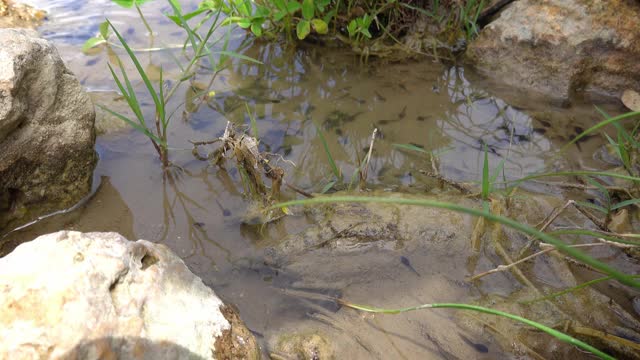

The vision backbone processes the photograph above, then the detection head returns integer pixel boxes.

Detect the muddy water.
[5,1,640,358]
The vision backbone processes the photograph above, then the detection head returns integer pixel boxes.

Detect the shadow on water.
[61,336,206,360]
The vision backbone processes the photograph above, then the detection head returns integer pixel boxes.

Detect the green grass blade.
[508,170,640,187]
[158,66,168,133]
[585,176,610,208]
[482,145,490,200]
[107,20,165,125]
[575,200,608,214]
[314,122,342,181]
[268,196,640,288]
[611,198,640,211]
[216,50,263,64]
[558,110,640,154]
[521,275,640,304]
[106,62,145,125]
[97,104,164,145]
[113,59,148,127]
[167,0,198,51]
[340,301,613,359]
[245,103,258,138]
[393,143,429,154]
[321,180,337,194]
[548,228,640,246]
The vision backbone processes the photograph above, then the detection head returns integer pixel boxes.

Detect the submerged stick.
[517,200,575,259]
[473,237,640,281]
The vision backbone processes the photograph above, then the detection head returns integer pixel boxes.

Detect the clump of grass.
[263,109,640,358]
[95,0,260,168]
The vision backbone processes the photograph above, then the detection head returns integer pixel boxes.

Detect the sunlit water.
[5,1,639,358]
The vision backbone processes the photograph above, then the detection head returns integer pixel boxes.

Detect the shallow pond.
[5,0,640,358]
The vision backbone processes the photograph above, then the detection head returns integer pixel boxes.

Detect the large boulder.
[0,29,97,231]
[0,231,259,359]
[466,0,640,102]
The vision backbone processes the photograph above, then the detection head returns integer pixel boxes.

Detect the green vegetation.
[209,0,487,49]
[267,108,640,356]
[339,301,614,360]
[81,1,640,357]
[85,0,259,167]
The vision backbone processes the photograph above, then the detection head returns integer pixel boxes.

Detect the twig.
[471,242,628,281]
[573,204,608,231]
[551,226,640,239]
[517,200,575,259]
[285,182,314,198]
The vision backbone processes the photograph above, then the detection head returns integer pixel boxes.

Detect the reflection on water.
[3,1,638,358]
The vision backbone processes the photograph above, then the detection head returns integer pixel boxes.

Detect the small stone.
[622,89,640,111]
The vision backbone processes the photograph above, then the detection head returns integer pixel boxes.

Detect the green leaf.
[245,103,259,138]
[250,22,262,36]
[99,21,110,39]
[392,143,429,154]
[314,122,341,180]
[166,8,207,26]
[611,198,640,211]
[321,180,337,194]
[274,10,287,21]
[302,0,314,20]
[586,176,610,207]
[82,37,106,53]
[575,201,608,214]
[557,110,640,156]
[296,19,311,39]
[166,0,181,12]
[286,1,302,14]
[481,145,490,201]
[237,18,252,28]
[347,20,357,37]
[274,0,287,10]
[111,0,154,8]
[311,18,328,34]
[323,9,336,25]
[97,105,164,145]
[238,0,252,16]
[107,20,165,128]
[216,50,263,64]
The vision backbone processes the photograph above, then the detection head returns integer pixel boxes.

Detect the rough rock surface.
[466,0,640,102]
[0,0,45,28]
[0,29,97,231]
[0,231,259,360]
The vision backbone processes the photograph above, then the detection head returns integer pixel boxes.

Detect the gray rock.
[0,29,97,230]
[466,0,640,102]
[0,231,259,360]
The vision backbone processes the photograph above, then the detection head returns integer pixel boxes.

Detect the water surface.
[5,1,638,358]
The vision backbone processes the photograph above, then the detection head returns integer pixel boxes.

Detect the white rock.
[0,231,255,360]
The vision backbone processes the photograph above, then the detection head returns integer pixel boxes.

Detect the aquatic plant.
[339,301,614,360]
[82,0,155,52]
[89,0,259,167]
[259,108,640,357]
[207,0,487,49]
